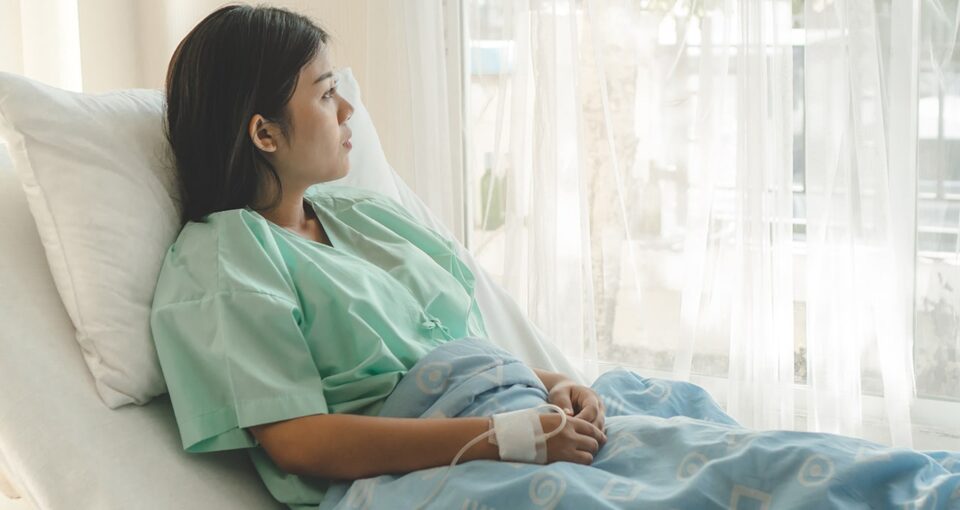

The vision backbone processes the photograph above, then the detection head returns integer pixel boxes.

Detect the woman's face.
[253,49,354,187]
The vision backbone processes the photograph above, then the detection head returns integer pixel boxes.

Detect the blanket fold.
[317,336,960,510]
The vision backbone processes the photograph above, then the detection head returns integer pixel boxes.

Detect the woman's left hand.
[547,380,606,434]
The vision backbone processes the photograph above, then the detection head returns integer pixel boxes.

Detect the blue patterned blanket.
[317,336,960,509]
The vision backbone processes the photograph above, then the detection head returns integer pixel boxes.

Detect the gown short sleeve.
[150,289,329,453]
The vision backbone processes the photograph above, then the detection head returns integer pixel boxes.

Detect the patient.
[150,4,605,508]
[153,4,960,510]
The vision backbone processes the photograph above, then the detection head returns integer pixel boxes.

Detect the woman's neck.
[252,189,311,230]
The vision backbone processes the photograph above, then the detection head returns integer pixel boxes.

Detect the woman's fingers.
[576,405,597,423]
[594,399,606,432]
[573,450,594,465]
[572,415,606,446]
[574,403,606,439]
[549,392,575,416]
[575,434,600,455]
[573,390,606,430]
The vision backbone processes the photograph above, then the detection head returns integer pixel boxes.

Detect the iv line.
[413,403,568,510]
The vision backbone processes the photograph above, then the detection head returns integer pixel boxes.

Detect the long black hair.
[164,3,330,225]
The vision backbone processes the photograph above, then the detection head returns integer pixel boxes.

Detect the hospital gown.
[149,184,487,508]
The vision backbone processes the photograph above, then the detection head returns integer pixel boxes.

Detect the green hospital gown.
[149,184,488,509]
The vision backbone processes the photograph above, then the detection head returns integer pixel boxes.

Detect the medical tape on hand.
[414,403,566,510]
[488,404,563,464]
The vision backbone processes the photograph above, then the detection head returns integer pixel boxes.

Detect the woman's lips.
[343,138,352,149]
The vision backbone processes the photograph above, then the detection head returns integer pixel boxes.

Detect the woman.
[151,4,606,508]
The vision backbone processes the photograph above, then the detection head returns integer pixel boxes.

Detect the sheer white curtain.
[486,0,600,381]
[465,0,958,447]
[364,0,462,242]
[0,0,199,94]
[803,0,916,445]
[0,0,83,91]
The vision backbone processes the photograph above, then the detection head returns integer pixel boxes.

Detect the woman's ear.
[248,114,279,153]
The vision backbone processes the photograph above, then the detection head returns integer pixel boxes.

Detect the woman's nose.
[339,97,354,123]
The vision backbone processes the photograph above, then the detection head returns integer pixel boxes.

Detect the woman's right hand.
[538,413,607,465]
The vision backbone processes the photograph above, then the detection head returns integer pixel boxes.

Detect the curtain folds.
[465,0,959,447]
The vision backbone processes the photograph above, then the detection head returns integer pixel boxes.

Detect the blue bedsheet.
[317,336,960,509]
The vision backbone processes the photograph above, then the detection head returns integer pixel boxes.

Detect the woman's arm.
[250,368,580,480]
[249,414,499,480]
[531,367,575,391]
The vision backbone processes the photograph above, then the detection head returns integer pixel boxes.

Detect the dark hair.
[164,3,330,225]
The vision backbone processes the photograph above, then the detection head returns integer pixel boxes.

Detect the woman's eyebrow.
[314,69,336,85]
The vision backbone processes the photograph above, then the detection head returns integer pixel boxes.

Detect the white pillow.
[0,67,394,408]
[0,73,178,408]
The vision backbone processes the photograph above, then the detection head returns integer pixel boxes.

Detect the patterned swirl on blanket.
[676,451,709,480]
[796,454,834,487]
[528,471,566,509]
[414,361,453,395]
[635,379,671,402]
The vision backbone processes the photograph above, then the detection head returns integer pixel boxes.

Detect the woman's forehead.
[305,49,334,77]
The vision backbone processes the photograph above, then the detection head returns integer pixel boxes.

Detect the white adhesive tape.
[490,408,546,463]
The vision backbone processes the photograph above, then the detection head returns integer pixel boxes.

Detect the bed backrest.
[0,146,286,509]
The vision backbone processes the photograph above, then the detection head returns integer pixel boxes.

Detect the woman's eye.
[323,86,338,99]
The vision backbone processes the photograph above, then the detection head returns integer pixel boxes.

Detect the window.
[461,0,960,417]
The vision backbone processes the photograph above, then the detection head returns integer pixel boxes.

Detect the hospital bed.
[0,69,584,509]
